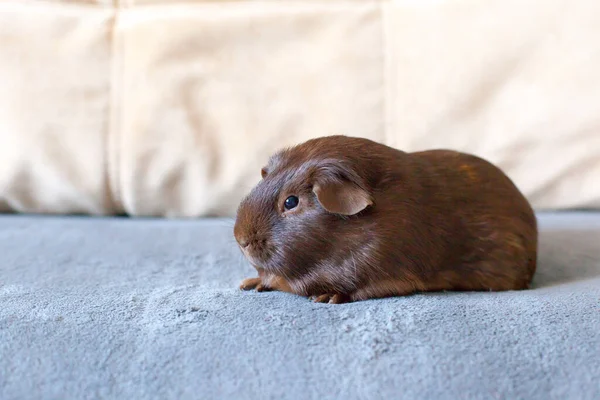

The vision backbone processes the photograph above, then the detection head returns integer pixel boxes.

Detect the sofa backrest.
[1,0,599,217]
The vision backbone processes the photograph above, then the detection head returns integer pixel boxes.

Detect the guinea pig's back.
[407,149,538,290]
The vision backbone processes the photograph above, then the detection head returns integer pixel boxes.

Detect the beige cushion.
[1,0,599,217]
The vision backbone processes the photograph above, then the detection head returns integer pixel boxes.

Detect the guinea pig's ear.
[312,162,373,216]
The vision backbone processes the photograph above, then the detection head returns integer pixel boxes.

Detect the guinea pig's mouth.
[239,245,270,268]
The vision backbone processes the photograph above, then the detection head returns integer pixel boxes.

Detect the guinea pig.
[233,135,537,304]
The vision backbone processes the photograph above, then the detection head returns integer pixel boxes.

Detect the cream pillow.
[1,0,599,217]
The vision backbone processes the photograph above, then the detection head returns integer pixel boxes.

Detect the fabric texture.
[1,0,600,217]
[1,212,599,399]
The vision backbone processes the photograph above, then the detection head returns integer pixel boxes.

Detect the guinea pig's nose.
[238,237,250,248]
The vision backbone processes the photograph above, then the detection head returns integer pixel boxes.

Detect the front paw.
[239,277,271,292]
[310,293,349,304]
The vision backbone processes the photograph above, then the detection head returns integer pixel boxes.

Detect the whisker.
[210,218,236,228]
[350,250,358,288]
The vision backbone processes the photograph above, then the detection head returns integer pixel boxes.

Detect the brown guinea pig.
[233,135,537,304]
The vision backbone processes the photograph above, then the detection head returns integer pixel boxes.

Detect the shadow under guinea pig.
[532,224,600,288]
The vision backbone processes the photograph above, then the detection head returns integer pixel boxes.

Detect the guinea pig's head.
[233,137,374,280]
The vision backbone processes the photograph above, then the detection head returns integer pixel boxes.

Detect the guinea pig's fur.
[233,135,537,304]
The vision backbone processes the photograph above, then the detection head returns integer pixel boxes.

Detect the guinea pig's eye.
[284,195,299,210]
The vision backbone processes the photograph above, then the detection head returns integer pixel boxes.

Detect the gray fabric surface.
[1,213,599,400]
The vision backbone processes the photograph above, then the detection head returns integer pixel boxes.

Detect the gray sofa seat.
[1,213,599,400]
